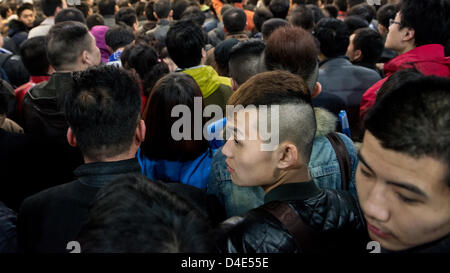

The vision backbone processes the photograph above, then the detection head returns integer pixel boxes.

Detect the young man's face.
[222,109,279,189]
[19,8,35,28]
[356,131,450,251]
[385,12,411,54]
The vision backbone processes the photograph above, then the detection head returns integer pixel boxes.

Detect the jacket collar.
[75,158,142,188]
[180,65,231,98]
[384,44,449,76]
[319,56,351,69]
[264,181,321,204]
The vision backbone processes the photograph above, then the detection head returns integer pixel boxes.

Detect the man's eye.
[396,193,418,204]
[234,138,240,145]
[360,167,372,178]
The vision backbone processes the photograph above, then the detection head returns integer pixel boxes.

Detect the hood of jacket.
[182,65,231,99]
[314,107,337,137]
[384,44,450,78]
[8,19,29,37]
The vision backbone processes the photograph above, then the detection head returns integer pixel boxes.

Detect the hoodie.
[360,44,450,118]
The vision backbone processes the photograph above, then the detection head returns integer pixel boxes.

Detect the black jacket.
[18,159,143,253]
[218,181,369,253]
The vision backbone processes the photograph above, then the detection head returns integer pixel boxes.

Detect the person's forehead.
[361,131,448,194]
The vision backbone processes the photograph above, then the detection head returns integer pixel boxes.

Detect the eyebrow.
[358,152,428,199]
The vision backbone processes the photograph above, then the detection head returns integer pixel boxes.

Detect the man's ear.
[153,12,159,20]
[231,78,239,91]
[106,45,113,54]
[168,10,173,21]
[311,82,322,98]
[67,127,78,147]
[353,49,362,62]
[275,142,299,170]
[136,119,146,144]
[403,28,415,42]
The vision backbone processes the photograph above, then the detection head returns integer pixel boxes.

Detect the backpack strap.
[326,132,352,191]
[260,201,317,252]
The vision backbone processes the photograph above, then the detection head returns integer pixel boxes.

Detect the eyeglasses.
[389,19,401,26]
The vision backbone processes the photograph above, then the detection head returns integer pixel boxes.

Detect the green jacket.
[182,65,233,111]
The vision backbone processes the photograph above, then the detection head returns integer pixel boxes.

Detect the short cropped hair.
[228,70,316,164]
[261,18,289,40]
[19,36,49,76]
[171,0,189,20]
[223,8,246,34]
[265,26,319,92]
[228,39,266,86]
[86,14,105,30]
[41,0,62,17]
[115,7,137,27]
[166,19,205,68]
[46,21,93,70]
[55,8,86,24]
[65,65,141,160]
[288,6,314,31]
[376,3,397,29]
[77,174,214,252]
[253,7,273,33]
[399,0,446,46]
[347,3,376,24]
[352,27,383,64]
[154,0,171,18]
[17,3,34,18]
[105,25,135,52]
[269,0,290,19]
[315,17,350,58]
[344,15,369,34]
[182,6,206,26]
[365,76,450,187]
[98,0,116,16]
[141,73,209,161]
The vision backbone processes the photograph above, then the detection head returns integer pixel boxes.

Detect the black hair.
[98,0,116,16]
[17,3,34,18]
[306,4,324,25]
[115,7,138,28]
[105,25,135,52]
[344,15,368,34]
[86,14,105,30]
[376,68,423,101]
[323,4,338,18]
[376,3,397,29]
[154,0,171,18]
[74,1,90,19]
[214,38,239,76]
[228,39,265,85]
[261,18,289,39]
[77,174,214,252]
[182,5,206,26]
[171,0,189,21]
[19,36,49,76]
[365,76,450,187]
[41,0,62,17]
[334,0,347,12]
[289,6,314,31]
[269,0,290,19]
[142,73,209,161]
[222,7,246,34]
[46,21,93,70]
[166,19,205,68]
[0,4,10,19]
[315,17,350,58]
[121,42,169,96]
[347,3,376,24]
[144,1,157,21]
[65,65,141,160]
[253,7,273,33]
[55,8,86,24]
[399,0,446,46]
[352,27,383,65]
[347,0,364,8]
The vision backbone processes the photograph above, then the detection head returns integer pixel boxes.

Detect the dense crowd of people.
[0,0,449,253]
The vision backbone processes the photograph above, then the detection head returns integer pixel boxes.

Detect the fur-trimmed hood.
[314,107,337,137]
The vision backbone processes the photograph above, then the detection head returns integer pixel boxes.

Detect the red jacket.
[360,44,450,118]
[14,76,50,116]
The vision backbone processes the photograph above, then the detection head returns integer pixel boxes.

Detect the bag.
[326,132,352,191]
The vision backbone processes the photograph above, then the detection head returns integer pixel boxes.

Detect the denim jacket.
[207,109,359,217]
